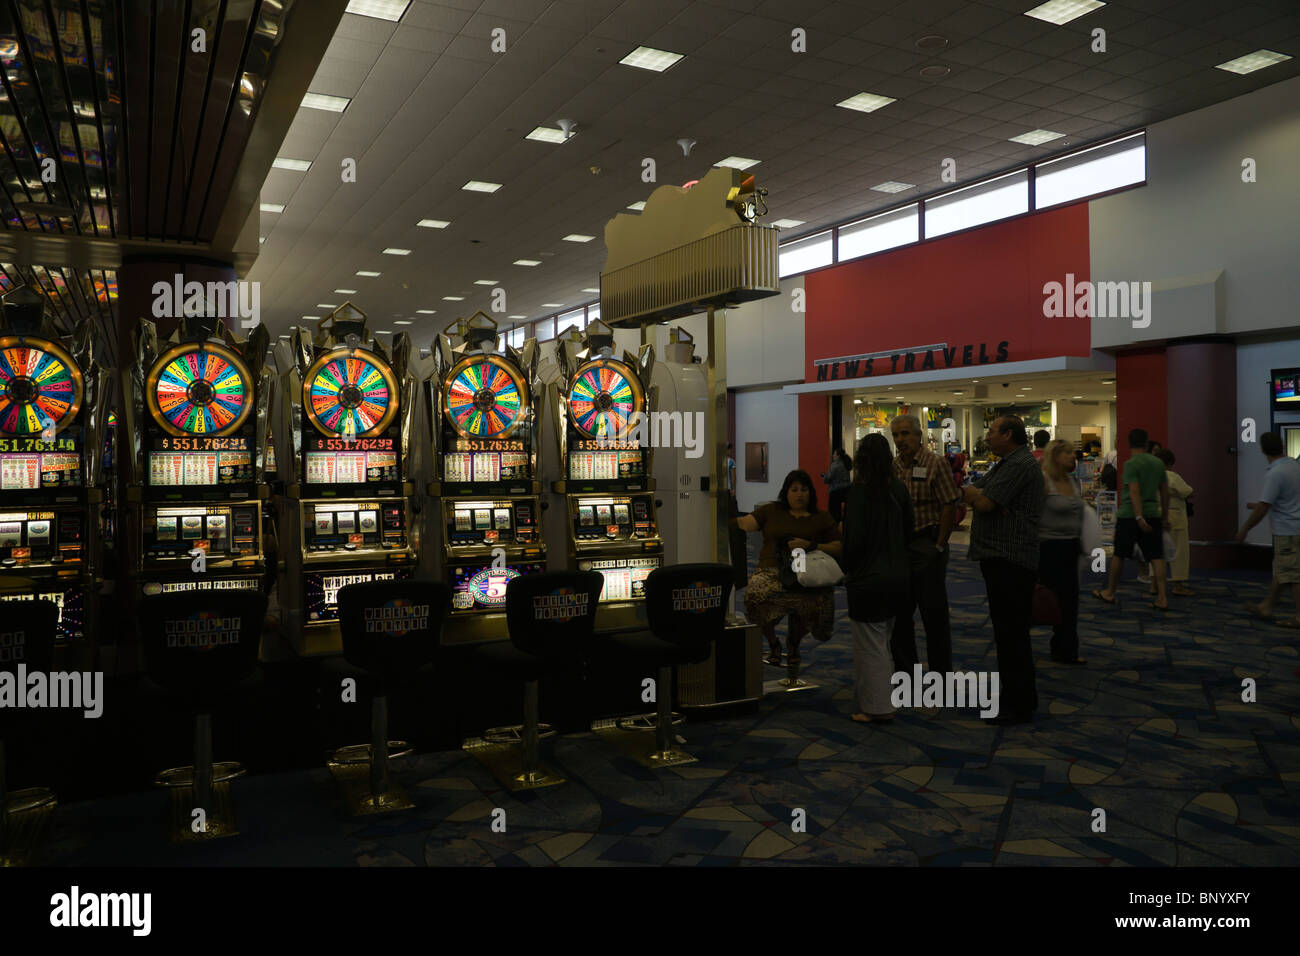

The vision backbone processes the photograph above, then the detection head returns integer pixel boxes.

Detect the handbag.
[1031,583,1061,626]
[797,549,844,587]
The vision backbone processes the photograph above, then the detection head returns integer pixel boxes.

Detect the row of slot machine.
[0,298,714,660]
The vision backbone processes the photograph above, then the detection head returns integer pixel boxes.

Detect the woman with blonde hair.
[1038,439,1086,664]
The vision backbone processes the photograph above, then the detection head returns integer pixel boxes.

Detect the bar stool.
[334,579,452,814]
[0,598,59,865]
[139,591,266,842]
[469,570,603,790]
[603,563,733,767]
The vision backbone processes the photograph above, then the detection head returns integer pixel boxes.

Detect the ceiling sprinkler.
[557,118,578,140]
[677,138,696,157]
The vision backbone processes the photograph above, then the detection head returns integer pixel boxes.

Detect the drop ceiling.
[850,369,1118,407]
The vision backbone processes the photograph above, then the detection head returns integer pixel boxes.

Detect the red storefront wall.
[799,204,1093,504]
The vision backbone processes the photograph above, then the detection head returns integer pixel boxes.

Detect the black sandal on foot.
[763,650,783,666]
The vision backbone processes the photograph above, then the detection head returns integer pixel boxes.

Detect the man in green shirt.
[1094,427,1170,609]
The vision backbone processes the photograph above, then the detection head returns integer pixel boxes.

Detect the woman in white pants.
[842,433,913,724]
[1156,448,1195,595]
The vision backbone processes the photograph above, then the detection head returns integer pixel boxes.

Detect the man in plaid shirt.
[890,414,960,673]
[962,415,1044,725]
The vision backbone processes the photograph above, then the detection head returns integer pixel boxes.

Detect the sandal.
[762,650,783,666]
[1091,589,1116,605]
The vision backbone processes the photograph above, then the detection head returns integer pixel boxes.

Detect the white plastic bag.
[1080,502,1103,556]
[797,549,844,587]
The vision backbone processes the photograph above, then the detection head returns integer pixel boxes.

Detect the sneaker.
[1137,573,1151,584]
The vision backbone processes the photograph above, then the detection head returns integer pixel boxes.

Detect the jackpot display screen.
[1272,368,1300,409]
[148,435,254,486]
[449,561,546,611]
[0,434,82,489]
[304,568,411,623]
[304,436,398,484]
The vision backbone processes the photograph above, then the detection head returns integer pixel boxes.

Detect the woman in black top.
[841,434,914,724]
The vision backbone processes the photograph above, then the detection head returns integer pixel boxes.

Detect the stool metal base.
[764,676,820,694]
[462,736,566,792]
[614,713,685,733]
[591,718,698,769]
[327,744,415,815]
[1,788,57,867]
[482,724,557,746]
[153,771,242,844]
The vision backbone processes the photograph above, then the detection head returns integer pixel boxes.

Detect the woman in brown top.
[735,469,843,666]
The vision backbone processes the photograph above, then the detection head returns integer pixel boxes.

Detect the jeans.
[851,617,895,716]
[1038,538,1080,661]
[979,558,1038,718]
[891,527,953,673]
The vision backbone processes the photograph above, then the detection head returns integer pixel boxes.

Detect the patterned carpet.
[35,539,1300,866]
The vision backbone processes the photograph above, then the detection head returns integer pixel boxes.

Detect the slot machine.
[0,286,111,659]
[274,304,416,656]
[124,313,271,608]
[552,320,663,627]
[428,313,545,640]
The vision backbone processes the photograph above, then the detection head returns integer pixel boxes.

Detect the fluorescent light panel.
[526,126,570,144]
[260,202,284,213]
[714,156,760,170]
[771,218,805,228]
[1023,0,1104,26]
[626,201,646,211]
[272,157,311,171]
[619,46,683,72]
[394,320,413,325]
[513,259,541,266]
[473,280,498,285]
[836,92,896,113]
[416,309,436,314]
[301,92,349,112]
[462,180,502,193]
[442,296,464,301]
[1009,129,1065,145]
[581,288,600,293]
[542,303,564,307]
[355,271,381,277]
[382,247,411,255]
[872,181,915,193]
[334,289,357,294]
[416,218,450,228]
[1216,50,1292,74]
[562,234,595,242]
[345,0,409,22]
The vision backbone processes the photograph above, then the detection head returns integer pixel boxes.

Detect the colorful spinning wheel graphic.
[443,355,528,439]
[0,335,84,435]
[146,341,253,437]
[303,346,398,438]
[567,358,645,438]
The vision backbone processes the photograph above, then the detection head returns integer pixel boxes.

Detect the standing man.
[1092,428,1169,610]
[1033,430,1050,461]
[962,415,1044,725]
[890,414,960,673]
[1237,431,1300,627]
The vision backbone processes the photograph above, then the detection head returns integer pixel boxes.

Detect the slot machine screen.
[580,555,662,602]
[304,436,398,484]
[148,435,252,486]
[0,435,82,490]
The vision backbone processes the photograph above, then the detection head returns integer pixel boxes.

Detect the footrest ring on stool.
[615,712,685,733]
[154,762,246,789]
[3,786,57,816]
[328,742,414,767]
[482,723,558,745]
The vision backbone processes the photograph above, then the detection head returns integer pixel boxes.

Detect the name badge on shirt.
[912,466,928,479]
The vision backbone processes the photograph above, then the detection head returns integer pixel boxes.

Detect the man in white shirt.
[1237,431,1300,626]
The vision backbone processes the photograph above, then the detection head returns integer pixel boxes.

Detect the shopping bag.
[1080,502,1103,556]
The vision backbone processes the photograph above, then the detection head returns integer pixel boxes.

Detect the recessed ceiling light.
[417,218,450,229]
[871,181,915,193]
[462,180,502,193]
[542,303,564,307]
[919,65,951,79]
[416,309,436,314]
[619,46,683,72]
[1009,129,1065,145]
[260,202,284,213]
[836,92,896,113]
[1024,1,1105,26]
[474,280,498,285]
[335,289,357,294]
[714,156,761,170]
[301,92,349,112]
[626,201,646,211]
[563,234,595,242]
[513,259,541,266]
[525,126,571,144]
[355,271,381,277]
[272,157,311,172]
[915,35,948,50]
[345,0,410,22]
[1216,49,1293,74]
[581,288,600,294]
[442,296,465,301]
[393,320,413,325]
[382,248,411,255]
[316,303,337,309]
[771,218,805,228]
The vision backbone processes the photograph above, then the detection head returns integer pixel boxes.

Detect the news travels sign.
[813,340,1010,382]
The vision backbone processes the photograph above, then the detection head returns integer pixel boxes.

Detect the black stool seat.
[475,641,567,681]
[607,631,708,667]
